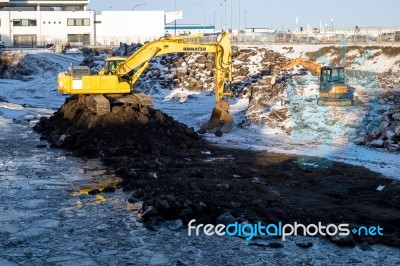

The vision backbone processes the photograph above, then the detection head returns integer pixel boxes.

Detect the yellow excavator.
[58,32,233,136]
[271,58,354,106]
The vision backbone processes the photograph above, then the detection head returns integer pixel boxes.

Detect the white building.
[0,0,167,46]
[95,11,165,46]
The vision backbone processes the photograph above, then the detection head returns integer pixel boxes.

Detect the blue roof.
[165,25,215,30]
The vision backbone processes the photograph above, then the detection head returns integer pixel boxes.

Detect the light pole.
[230,0,233,31]
[213,10,216,33]
[174,0,177,36]
[220,3,223,31]
[192,3,205,33]
[238,0,241,33]
[132,3,146,10]
[224,0,227,30]
[244,10,247,30]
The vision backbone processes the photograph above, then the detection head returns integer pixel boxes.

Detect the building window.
[67,18,90,26]
[13,19,37,27]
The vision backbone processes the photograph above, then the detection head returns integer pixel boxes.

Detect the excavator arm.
[115,32,232,104]
[278,58,321,75]
[271,58,321,85]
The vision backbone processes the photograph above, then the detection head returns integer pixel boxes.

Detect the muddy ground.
[34,97,400,248]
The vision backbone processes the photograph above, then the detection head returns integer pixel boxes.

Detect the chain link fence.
[233,27,400,45]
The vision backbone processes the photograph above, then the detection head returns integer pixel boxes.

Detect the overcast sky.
[88,0,399,30]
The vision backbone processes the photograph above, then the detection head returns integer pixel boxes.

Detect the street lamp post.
[238,0,241,34]
[174,0,177,36]
[230,0,233,31]
[213,10,216,33]
[220,4,223,31]
[132,3,146,10]
[192,3,205,33]
[244,10,247,30]
[224,0,227,30]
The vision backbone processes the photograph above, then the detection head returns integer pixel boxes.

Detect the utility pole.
[174,0,177,36]
[238,0,241,33]
[244,10,247,30]
[224,0,227,30]
[230,0,233,31]
[220,3,223,31]
[192,3,205,33]
[213,10,216,33]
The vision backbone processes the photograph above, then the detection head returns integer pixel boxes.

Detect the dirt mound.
[34,96,201,157]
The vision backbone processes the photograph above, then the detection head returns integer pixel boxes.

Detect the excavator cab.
[103,57,126,75]
[320,66,345,84]
[318,66,352,106]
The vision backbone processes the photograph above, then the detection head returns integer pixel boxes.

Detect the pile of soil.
[34,99,400,248]
[34,96,201,157]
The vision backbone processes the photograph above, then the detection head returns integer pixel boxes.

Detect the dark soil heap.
[34,98,400,248]
[34,96,201,157]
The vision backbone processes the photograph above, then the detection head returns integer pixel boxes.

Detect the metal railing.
[233,27,400,45]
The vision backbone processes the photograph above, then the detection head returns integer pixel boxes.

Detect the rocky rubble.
[77,43,400,152]
[0,50,64,80]
[354,101,400,152]
[379,71,400,88]
[79,43,292,131]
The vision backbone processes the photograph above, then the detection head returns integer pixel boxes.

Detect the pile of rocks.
[80,43,292,132]
[354,105,400,152]
[378,71,400,89]
[0,50,63,80]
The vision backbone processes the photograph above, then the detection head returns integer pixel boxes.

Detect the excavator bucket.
[200,101,234,136]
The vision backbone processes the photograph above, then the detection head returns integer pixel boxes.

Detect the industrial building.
[0,0,167,46]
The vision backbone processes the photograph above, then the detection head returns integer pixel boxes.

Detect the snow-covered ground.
[1,49,400,264]
[263,44,400,73]
[155,85,400,179]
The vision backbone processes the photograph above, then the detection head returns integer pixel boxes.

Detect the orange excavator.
[272,58,354,106]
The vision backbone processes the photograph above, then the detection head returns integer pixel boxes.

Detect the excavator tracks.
[317,97,353,107]
[79,95,111,116]
[79,93,155,115]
